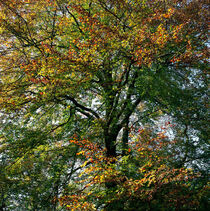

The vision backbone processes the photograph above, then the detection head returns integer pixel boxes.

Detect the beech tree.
[0,0,209,210]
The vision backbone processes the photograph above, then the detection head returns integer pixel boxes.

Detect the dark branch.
[63,95,100,119]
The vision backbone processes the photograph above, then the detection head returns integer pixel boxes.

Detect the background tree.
[0,0,209,210]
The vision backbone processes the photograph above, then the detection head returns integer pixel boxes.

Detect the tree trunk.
[104,128,126,210]
[122,117,129,156]
[105,134,117,157]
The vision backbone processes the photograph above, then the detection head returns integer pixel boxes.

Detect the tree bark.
[122,117,129,156]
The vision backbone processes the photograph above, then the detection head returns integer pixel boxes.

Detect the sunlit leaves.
[59,128,205,210]
[0,0,208,210]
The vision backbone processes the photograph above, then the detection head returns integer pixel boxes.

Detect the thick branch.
[63,95,100,119]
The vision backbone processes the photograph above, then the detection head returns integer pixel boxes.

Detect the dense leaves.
[0,0,209,210]
[59,129,208,210]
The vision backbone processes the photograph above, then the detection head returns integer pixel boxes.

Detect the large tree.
[0,0,209,210]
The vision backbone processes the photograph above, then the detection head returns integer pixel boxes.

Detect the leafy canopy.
[0,0,209,210]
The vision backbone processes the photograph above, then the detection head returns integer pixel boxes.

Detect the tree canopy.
[0,0,209,210]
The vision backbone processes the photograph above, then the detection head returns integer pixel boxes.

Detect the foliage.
[0,0,209,210]
[59,129,208,210]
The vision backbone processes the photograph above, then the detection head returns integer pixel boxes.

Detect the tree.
[0,0,209,210]
[58,128,208,210]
